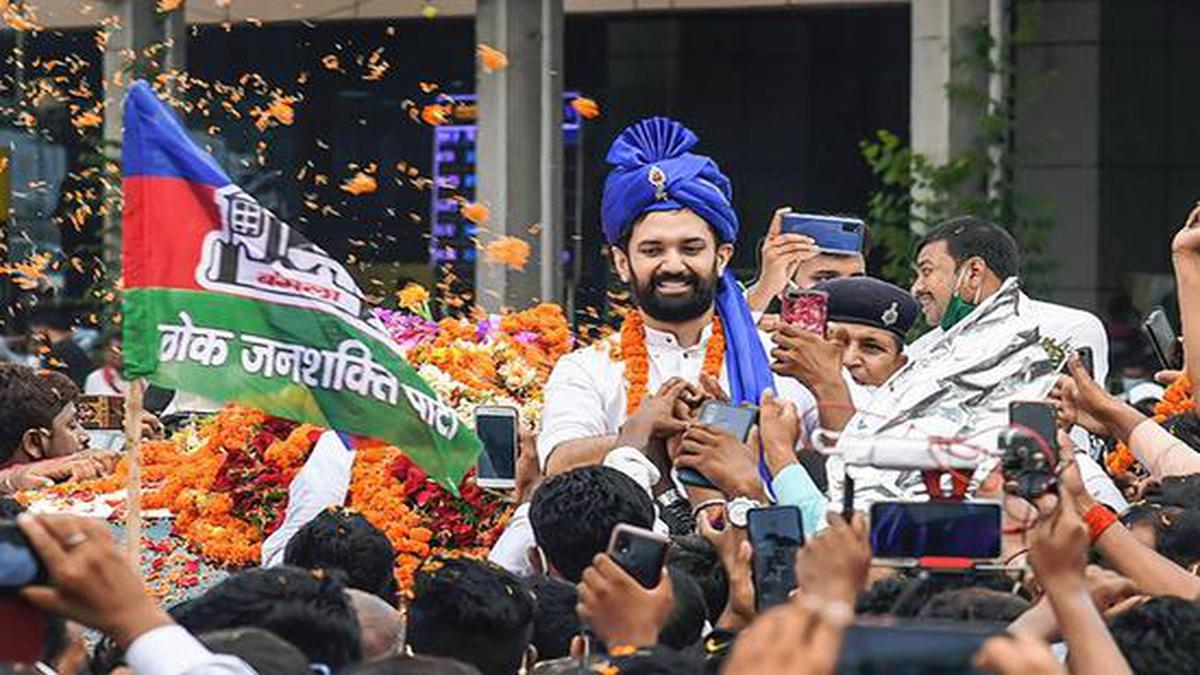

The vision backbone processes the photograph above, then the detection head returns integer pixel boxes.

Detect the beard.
[629,262,719,323]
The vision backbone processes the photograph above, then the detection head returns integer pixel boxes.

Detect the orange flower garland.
[1108,375,1193,474]
[618,310,725,416]
[346,445,430,592]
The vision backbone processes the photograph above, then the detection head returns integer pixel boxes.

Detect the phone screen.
[747,506,804,612]
[1009,401,1057,453]
[1144,308,1183,370]
[607,524,669,589]
[838,620,996,674]
[475,412,516,482]
[869,501,1001,560]
[697,402,758,442]
[781,290,828,335]
[0,521,46,590]
[1076,347,1094,379]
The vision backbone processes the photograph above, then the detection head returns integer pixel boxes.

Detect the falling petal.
[570,96,600,120]
[476,44,509,73]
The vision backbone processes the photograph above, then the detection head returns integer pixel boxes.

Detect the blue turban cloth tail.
[600,117,776,410]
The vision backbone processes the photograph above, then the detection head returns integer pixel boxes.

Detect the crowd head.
[0,363,86,465]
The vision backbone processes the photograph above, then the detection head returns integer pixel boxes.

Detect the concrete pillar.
[909,0,989,230]
[474,0,564,312]
[102,0,187,271]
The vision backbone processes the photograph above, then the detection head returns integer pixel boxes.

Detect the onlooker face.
[791,252,865,290]
[831,322,907,387]
[43,402,89,458]
[911,240,960,325]
[613,209,733,324]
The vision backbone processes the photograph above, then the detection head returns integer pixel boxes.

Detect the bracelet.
[1084,503,1119,543]
[690,498,726,520]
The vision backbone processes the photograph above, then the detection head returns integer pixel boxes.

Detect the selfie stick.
[123,379,144,561]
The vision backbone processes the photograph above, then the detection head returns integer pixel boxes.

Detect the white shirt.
[84,367,128,396]
[537,322,819,469]
[126,625,258,675]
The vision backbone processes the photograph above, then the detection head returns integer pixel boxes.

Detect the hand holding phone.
[475,406,518,489]
[781,289,829,336]
[677,401,758,490]
[1143,307,1183,371]
[578,533,674,650]
[747,506,805,612]
[606,523,670,589]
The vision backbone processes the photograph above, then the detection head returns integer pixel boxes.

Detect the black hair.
[408,558,535,675]
[284,506,399,606]
[606,646,706,675]
[0,363,79,462]
[172,566,362,671]
[198,627,313,675]
[1155,470,1200,509]
[1109,596,1200,675]
[529,466,655,582]
[916,587,1030,623]
[667,535,728,625]
[349,655,483,675]
[529,576,581,661]
[658,566,708,650]
[856,572,1022,617]
[915,216,1020,280]
[1155,508,1200,568]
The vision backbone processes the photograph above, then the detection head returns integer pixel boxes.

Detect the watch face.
[728,500,750,527]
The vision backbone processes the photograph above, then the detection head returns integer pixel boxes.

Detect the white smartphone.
[475,405,518,489]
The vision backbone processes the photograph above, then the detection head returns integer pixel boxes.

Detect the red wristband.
[1084,503,1119,543]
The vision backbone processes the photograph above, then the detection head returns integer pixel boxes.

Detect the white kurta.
[537,322,820,469]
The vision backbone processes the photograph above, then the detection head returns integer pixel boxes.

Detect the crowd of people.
[3,116,1200,674]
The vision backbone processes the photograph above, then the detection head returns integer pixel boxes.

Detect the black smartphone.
[678,401,759,489]
[1143,307,1183,371]
[837,620,997,674]
[747,506,805,612]
[1076,346,1094,380]
[474,406,518,489]
[607,523,670,589]
[0,520,47,593]
[1009,400,1058,453]
[869,501,1002,561]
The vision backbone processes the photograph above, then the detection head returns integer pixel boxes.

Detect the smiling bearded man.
[534,118,823,517]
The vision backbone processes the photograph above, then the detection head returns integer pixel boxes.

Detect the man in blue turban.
[532,117,826,536]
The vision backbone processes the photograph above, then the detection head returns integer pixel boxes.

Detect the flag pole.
[123,378,144,561]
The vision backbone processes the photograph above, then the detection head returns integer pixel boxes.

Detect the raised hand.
[576,553,674,649]
[675,423,764,501]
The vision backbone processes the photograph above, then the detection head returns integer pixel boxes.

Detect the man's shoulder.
[549,334,623,376]
[1027,297,1106,335]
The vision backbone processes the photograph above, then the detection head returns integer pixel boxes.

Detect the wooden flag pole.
[123,378,145,561]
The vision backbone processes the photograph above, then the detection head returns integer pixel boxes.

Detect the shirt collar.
[643,322,714,349]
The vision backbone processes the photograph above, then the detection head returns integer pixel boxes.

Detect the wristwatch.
[726,497,764,528]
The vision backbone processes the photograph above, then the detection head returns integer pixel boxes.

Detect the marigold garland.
[618,310,724,416]
[1108,375,1193,475]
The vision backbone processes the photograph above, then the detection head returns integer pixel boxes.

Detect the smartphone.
[837,620,997,674]
[606,523,670,589]
[1009,400,1058,453]
[697,401,758,441]
[781,289,829,336]
[77,394,125,430]
[1076,346,1094,380]
[678,401,759,489]
[1143,307,1183,371]
[0,521,47,592]
[748,506,805,612]
[474,406,518,489]
[869,501,1002,561]
[780,213,865,254]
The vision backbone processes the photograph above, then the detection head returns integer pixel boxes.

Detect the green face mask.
[939,293,977,330]
[939,265,980,331]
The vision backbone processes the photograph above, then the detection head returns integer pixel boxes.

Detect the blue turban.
[600,117,775,408]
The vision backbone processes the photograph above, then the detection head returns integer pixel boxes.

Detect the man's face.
[911,240,960,325]
[832,322,907,387]
[614,209,732,323]
[44,402,88,458]
[791,253,865,290]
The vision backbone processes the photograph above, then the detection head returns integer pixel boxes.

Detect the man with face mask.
[536,118,821,509]
[908,216,1109,384]
[906,216,1126,510]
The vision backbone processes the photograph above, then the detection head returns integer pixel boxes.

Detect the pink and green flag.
[120,81,480,488]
